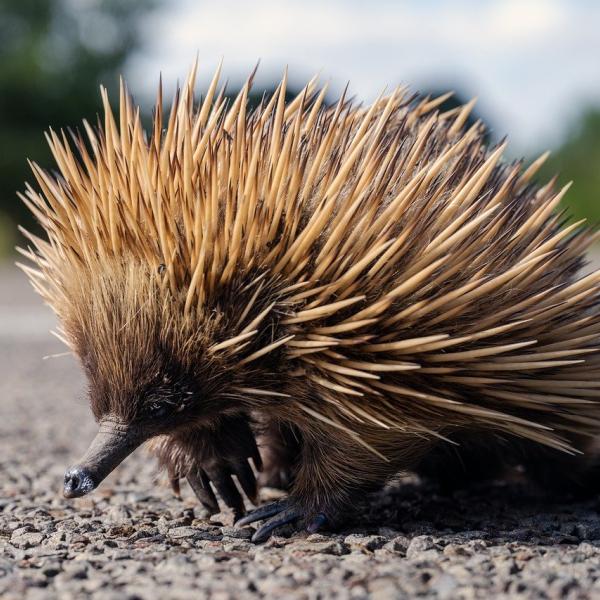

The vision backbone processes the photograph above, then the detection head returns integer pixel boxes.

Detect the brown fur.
[19,63,600,522]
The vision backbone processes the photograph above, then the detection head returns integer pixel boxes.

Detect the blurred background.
[1,0,599,256]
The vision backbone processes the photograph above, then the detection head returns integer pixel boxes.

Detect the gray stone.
[221,526,254,540]
[344,534,387,552]
[405,535,439,558]
[287,540,349,555]
[10,531,45,549]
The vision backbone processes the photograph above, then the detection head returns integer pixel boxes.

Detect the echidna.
[19,63,600,543]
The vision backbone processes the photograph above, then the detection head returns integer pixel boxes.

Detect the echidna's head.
[61,262,281,498]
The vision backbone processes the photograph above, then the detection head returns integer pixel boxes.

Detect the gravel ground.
[2,264,600,599]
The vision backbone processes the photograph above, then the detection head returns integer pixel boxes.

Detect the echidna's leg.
[237,422,413,542]
[155,415,262,518]
[187,415,262,519]
[258,421,300,490]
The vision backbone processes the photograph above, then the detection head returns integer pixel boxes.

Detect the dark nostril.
[65,473,79,490]
[63,468,94,498]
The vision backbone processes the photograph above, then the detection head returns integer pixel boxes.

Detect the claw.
[206,469,246,521]
[251,506,302,543]
[233,460,258,504]
[169,476,181,498]
[306,512,327,533]
[186,455,259,519]
[187,469,219,515]
[235,499,289,527]
[235,499,332,542]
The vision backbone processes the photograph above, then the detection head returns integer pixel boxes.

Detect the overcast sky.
[128,0,600,154]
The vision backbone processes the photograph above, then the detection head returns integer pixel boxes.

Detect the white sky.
[128,0,600,153]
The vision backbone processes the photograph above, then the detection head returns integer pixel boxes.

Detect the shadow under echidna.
[18,61,600,543]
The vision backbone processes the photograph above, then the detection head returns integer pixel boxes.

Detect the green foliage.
[0,0,154,248]
[537,109,600,225]
[0,212,16,257]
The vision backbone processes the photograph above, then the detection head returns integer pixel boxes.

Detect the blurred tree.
[0,0,155,252]
[536,109,600,226]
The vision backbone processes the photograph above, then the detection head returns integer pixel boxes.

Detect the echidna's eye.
[149,403,170,420]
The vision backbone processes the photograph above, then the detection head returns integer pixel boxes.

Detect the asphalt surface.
[1,263,600,599]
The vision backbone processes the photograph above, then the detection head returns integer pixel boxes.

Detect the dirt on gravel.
[2,263,600,599]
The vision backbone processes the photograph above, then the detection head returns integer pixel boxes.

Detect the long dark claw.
[235,499,332,542]
[234,461,258,504]
[235,499,289,527]
[169,476,181,497]
[208,470,245,520]
[251,507,302,543]
[187,469,219,515]
[306,512,328,533]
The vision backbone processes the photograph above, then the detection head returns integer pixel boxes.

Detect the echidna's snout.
[63,467,96,498]
[63,417,148,499]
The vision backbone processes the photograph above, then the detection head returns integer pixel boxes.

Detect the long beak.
[63,418,148,498]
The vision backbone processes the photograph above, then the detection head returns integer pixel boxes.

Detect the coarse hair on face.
[59,259,293,430]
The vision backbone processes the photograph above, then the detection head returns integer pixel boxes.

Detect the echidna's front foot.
[235,499,328,543]
[186,451,261,521]
[162,415,263,520]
